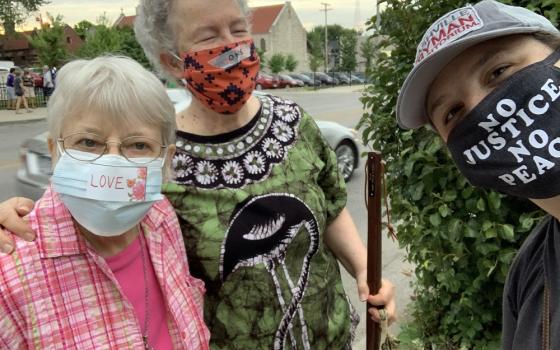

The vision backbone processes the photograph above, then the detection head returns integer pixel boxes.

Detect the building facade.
[251,2,309,72]
[0,25,83,67]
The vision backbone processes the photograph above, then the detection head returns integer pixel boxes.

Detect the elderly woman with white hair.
[0,1,397,348]
[0,56,210,349]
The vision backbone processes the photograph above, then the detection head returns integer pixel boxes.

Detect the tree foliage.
[76,20,150,69]
[0,0,49,34]
[360,0,559,348]
[256,47,267,68]
[359,37,375,76]
[339,30,358,74]
[73,20,94,40]
[29,14,67,67]
[309,25,360,73]
[285,54,298,72]
[268,53,285,74]
[308,29,324,72]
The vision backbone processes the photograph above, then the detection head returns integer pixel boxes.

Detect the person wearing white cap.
[396,1,560,348]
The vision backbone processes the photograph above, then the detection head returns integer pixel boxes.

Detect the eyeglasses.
[58,132,167,164]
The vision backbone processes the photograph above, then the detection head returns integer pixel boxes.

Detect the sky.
[19,0,378,32]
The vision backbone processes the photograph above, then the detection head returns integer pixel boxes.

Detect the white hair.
[47,56,176,147]
[134,0,251,75]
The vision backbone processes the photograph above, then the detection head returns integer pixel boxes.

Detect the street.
[0,120,47,202]
[0,86,412,347]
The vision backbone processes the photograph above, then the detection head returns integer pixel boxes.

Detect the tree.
[359,0,559,348]
[338,31,357,74]
[77,25,121,58]
[359,37,375,76]
[308,31,324,72]
[285,54,298,72]
[29,14,67,67]
[74,20,94,40]
[268,53,285,74]
[308,24,352,70]
[256,47,267,68]
[118,27,151,69]
[0,0,49,35]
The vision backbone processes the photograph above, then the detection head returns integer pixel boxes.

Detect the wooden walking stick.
[366,152,383,350]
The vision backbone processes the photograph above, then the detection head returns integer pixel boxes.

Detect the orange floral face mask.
[179,39,260,114]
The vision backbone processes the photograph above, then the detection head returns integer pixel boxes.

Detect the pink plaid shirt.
[0,186,210,349]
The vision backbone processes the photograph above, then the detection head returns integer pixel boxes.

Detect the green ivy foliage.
[359,0,559,348]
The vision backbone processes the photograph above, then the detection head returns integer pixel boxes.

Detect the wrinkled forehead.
[59,106,164,141]
[168,0,247,48]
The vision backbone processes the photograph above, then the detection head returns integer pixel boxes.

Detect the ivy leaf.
[476,198,486,212]
[429,213,442,227]
[439,204,450,218]
[500,225,515,241]
[488,192,501,212]
[443,190,457,202]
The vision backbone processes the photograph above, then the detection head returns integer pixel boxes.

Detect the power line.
[320,2,332,73]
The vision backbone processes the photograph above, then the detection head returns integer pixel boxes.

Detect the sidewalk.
[0,107,47,125]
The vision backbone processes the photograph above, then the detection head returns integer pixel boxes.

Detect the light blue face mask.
[51,150,165,237]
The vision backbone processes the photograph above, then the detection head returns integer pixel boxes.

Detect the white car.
[16,89,359,200]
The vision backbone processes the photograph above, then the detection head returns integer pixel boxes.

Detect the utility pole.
[376,0,386,28]
[320,3,332,72]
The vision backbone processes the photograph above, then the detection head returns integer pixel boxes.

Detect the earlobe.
[47,137,59,165]
[160,53,184,80]
[166,145,176,163]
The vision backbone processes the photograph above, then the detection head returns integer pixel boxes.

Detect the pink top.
[105,233,173,350]
[0,186,210,349]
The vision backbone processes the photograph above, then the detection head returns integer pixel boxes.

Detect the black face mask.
[447,50,560,199]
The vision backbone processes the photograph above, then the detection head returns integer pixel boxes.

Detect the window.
[260,38,266,51]
[66,37,72,44]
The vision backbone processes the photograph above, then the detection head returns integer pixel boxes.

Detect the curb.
[0,108,47,125]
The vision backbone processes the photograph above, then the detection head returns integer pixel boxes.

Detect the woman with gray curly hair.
[0,1,397,348]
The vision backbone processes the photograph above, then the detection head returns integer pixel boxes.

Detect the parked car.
[255,72,279,90]
[312,72,336,86]
[334,72,351,85]
[16,89,359,200]
[354,72,372,84]
[301,72,324,86]
[288,73,316,87]
[278,74,304,88]
[0,60,15,72]
[349,74,365,84]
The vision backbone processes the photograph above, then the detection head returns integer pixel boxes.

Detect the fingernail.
[1,243,13,254]
[24,232,35,241]
[360,294,367,302]
[18,206,30,212]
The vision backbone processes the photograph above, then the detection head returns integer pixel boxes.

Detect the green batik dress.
[164,94,359,349]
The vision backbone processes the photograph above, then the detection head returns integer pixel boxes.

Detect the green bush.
[359,0,559,348]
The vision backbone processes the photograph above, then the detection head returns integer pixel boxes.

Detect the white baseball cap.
[396,0,560,129]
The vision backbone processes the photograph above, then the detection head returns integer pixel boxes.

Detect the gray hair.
[134,0,251,75]
[47,56,176,148]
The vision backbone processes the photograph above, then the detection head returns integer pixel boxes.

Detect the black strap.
[543,283,550,350]
[542,49,560,66]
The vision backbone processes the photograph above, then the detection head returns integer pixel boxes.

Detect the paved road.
[0,120,47,202]
[0,86,413,347]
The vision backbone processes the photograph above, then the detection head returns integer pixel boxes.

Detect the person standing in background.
[5,68,16,110]
[13,69,31,114]
[42,65,54,101]
[22,68,36,109]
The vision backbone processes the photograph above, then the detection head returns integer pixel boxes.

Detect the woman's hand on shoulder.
[0,197,35,254]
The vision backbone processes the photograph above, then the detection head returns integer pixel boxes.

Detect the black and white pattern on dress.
[219,194,320,350]
[172,94,302,189]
